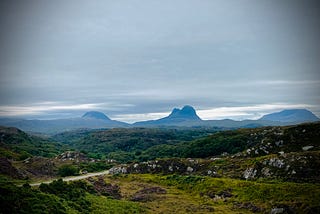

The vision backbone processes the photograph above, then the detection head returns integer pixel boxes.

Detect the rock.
[302,146,314,151]
[187,166,194,173]
[90,176,121,199]
[217,189,233,198]
[56,151,88,162]
[0,157,26,179]
[131,186,166,202]
[261,167,272,177]
[268,158,285,168]
[243,167,257,180]
[270,205,295,214]
[270,208,285,214]
[233,202,263,213]
[109,166,127,174]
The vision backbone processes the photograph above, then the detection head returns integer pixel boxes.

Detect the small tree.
[58,165,78,177]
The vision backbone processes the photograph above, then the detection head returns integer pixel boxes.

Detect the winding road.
[29,170,110,186]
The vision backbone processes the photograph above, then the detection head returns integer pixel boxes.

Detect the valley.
[0,120,319,213]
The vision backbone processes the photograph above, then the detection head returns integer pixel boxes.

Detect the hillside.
[0,123,319,213]
[0,126,67,160]
[260,109,320,123]
[52,127,219,161]
[104,122,320,182]
[0,111,128,134]
[52,122,320,164]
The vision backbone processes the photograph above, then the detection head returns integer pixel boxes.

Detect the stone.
[302,146,314,151]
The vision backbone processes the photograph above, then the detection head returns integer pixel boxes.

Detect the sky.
[0,0,319,123]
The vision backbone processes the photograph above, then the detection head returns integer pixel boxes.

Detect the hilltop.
[259,109,319,123]
[82,111,111,120]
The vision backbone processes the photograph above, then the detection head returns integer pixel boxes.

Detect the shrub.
[58,164,79,177]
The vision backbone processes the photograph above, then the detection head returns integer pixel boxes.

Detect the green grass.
[86,194,144,214]
[121,174,320,213]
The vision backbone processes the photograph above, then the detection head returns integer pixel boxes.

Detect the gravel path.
[29,170,110,186]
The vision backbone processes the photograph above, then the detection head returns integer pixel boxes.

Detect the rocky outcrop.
[108,150,320,183]
[0,157,26,179]
[130,186,166,202]
[87,176,121,199]
[56,151,89,162]
[22,156,56,177]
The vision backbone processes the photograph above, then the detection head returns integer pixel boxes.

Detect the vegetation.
[0,178,145,214]
[0,123,319,213]
[0,126,68,160]
[112,174,320,213]
[58,165,79,177]
[0,181,69,214]
[51,123,320,163]
[52,127,218,162]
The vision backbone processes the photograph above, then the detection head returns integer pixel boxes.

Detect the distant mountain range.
[259,109,319,123]
[0,106,318,134]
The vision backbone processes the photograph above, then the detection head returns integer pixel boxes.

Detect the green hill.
[0,126,68,160]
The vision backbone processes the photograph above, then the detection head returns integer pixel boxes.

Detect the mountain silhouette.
[82,111,111,120]
[134,105,202,126]
[0,107,319,133]
[166,105,201,120]
[259,109,319,123]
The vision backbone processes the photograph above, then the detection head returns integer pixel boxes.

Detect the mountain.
[259,109,320,123]
[133,105,290,128]
[1,108,319,134]
[134,105,202,127]
[0,112,128,134]
[82,111,111,120]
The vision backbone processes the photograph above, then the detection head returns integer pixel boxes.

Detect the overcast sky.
[0,0,319,123]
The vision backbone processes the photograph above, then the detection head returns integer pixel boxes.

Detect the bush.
[58,165,79,177]
[0,182,66,214]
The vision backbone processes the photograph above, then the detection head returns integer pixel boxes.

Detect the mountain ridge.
[0,107,318,134]
[82,111,111,120]
[259,109,319,123]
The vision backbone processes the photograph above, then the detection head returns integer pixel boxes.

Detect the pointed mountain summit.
[167,105,201,120]
[82,111,111,120]
[259,109,319,123]
[133,105,202,127]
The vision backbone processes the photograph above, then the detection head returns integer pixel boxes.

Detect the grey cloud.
[0,0,319,120]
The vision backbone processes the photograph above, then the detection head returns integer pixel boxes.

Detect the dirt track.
[29,170,110,186]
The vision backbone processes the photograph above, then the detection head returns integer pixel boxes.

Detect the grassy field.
[1,171,319,213]
[97,174,320,214]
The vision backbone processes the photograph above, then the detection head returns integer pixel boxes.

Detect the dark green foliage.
[0,126,69,160]
[57,164,79,177]
[0,182,66,214]
[53,127,217,162]
[182,130,251,157]
[144,123,320,159]
[52,123,320,163]
[39,179,91,212]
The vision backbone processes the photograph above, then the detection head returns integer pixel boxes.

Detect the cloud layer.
[0,1,319,121]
